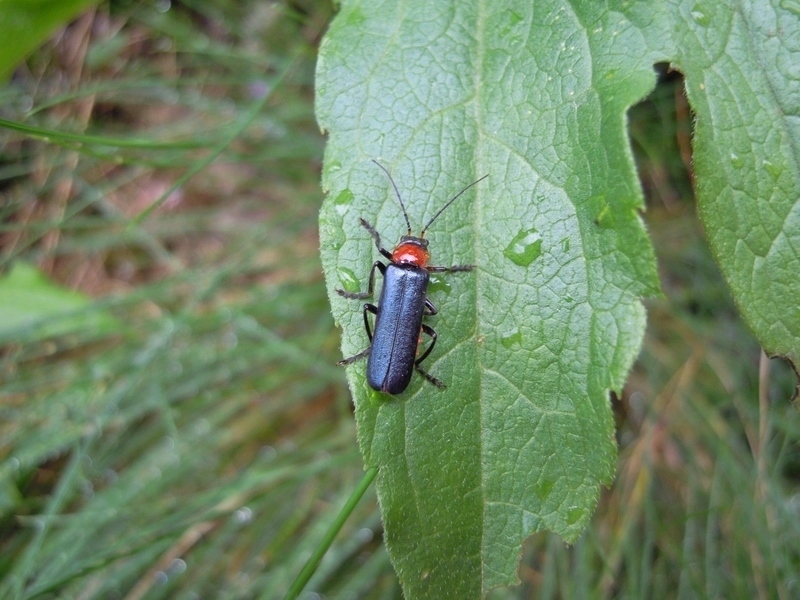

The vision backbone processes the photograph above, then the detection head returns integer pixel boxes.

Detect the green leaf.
[318,0,799,596]
[0,0,101,82]
[0,262,119,340]
[318,1,662,596]
[671,0,800,370]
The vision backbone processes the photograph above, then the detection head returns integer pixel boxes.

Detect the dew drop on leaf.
[322,216,345,249]
[503,228,543,267]
[500,329,522,348]
[729,152,744,169]
[428,274,452,294]
[333,189,354,214]
[567,507,586,525]
[690,5,710,26]
[763,159,783,179]
[535,479,555,501]
[337,266,361,293]
[334,189,354,205]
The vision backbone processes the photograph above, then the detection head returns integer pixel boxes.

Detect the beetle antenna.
[421,173,489,236]
[372,160,412,235]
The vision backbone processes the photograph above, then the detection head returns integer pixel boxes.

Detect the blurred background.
[0,1,797,598]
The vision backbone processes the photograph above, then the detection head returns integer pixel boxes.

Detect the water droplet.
[334,189,354,205]
[567,507,585,525]
[260,445,277,461]
[326,160,342,174]
[500,329,522,349]
[234,507,253,524]
[428,274,452,294]
[763,159,783,179]
[154,571,168,584]
[333,189,354,215]
[690,6,709,25]
[535,479,555,501]
[730,152,743,169]
[592,196,613,227]
[337,267,361,293]
[560,237,570,253]
[168,558,186,575]
[504,228,542,267]
[322,216,346,249]
[357,527,374,542]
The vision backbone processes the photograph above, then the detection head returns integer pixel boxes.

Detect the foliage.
[317,0,799,596]
[0,0,797,599]
[0,0,101,82]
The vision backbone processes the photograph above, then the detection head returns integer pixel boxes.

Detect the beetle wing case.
[367,263,430,394]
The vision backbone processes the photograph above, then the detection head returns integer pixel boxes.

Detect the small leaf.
[0,262,119,340]
[0,0,101,82]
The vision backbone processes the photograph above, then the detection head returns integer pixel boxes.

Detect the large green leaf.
[317,0,798,596]
[671,0,800,370]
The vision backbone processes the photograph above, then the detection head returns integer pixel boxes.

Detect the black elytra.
[337,161,487,394]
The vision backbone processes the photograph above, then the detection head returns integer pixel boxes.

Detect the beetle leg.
[423,298,438,316]
[416,324,445,388]
[359,218,393,261]
[338,303,378,366]
[427,264,474,273]
[416,365,445,389]
[337,260,386,299]
[416,323,438,366]
[363,303,377,341]
[338,347,369,365]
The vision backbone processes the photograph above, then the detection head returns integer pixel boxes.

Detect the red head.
[392,235,430,267]
[371,160,487,268]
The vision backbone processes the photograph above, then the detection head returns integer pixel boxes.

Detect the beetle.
[337,160,488,394]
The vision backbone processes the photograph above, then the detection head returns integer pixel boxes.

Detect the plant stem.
[282,466,378,600]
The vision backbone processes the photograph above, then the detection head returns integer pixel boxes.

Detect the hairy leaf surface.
[317,0,798,596]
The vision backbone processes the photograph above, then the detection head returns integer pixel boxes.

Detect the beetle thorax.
[392,236,430,267]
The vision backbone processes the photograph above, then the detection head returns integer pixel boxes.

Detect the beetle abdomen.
[367,263,429,394]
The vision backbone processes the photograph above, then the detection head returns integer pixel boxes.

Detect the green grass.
[0,3,797,599]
